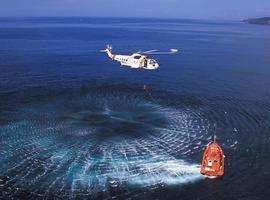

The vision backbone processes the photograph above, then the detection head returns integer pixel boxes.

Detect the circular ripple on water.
[0,86,208,198]
[1,85,268,199]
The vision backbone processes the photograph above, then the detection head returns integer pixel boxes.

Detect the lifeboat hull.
[200,142,225,178]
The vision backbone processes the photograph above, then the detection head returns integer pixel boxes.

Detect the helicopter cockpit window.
[134,55,141,59]
[149,59,156,65]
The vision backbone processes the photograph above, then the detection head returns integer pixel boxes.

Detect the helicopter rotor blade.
[141,49,158,54]
[143,49,179,55]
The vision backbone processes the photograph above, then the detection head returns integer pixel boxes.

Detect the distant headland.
[243,17,270,25]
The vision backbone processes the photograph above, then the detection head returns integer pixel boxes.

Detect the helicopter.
[100,45,178,70]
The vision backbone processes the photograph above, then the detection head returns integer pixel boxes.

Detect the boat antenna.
[214,123,217,143]
[214,135,217,143]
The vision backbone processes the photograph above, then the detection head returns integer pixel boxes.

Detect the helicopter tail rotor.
[100,44,113,52]
[100,44,115,60]
[106,44,113,52]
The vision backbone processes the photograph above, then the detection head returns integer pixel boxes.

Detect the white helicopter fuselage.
[103,49,159,70]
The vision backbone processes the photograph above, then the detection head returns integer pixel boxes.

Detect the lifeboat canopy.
[200,135,225,178]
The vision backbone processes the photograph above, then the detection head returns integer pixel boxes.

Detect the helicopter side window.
[134,56,141,59]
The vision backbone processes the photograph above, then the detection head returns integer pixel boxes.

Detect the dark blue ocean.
[0,18,270,199]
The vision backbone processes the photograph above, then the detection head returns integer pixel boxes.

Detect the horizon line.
[0,15,250,21]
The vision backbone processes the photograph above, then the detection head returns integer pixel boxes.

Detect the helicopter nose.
[151,64,158,69]
[147,59,159,69]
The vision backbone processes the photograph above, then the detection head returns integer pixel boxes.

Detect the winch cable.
[143,84,155,102]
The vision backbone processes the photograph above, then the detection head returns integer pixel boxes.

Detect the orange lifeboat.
[200,136,225,178]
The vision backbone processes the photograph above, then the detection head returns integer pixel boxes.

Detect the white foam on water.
[68,154,203,192]
[0,92,212,195]
[126,159,203,187]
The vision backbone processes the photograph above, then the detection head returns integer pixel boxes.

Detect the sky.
[0,0,269,20]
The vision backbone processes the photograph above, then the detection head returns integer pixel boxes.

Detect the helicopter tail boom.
[100,45,115,60]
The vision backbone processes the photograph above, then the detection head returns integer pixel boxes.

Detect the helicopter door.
[144,58,148,68]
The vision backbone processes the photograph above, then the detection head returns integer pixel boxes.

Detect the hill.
[243,17,270,25]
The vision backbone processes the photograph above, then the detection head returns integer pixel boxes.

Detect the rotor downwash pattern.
[0,87,214,198]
